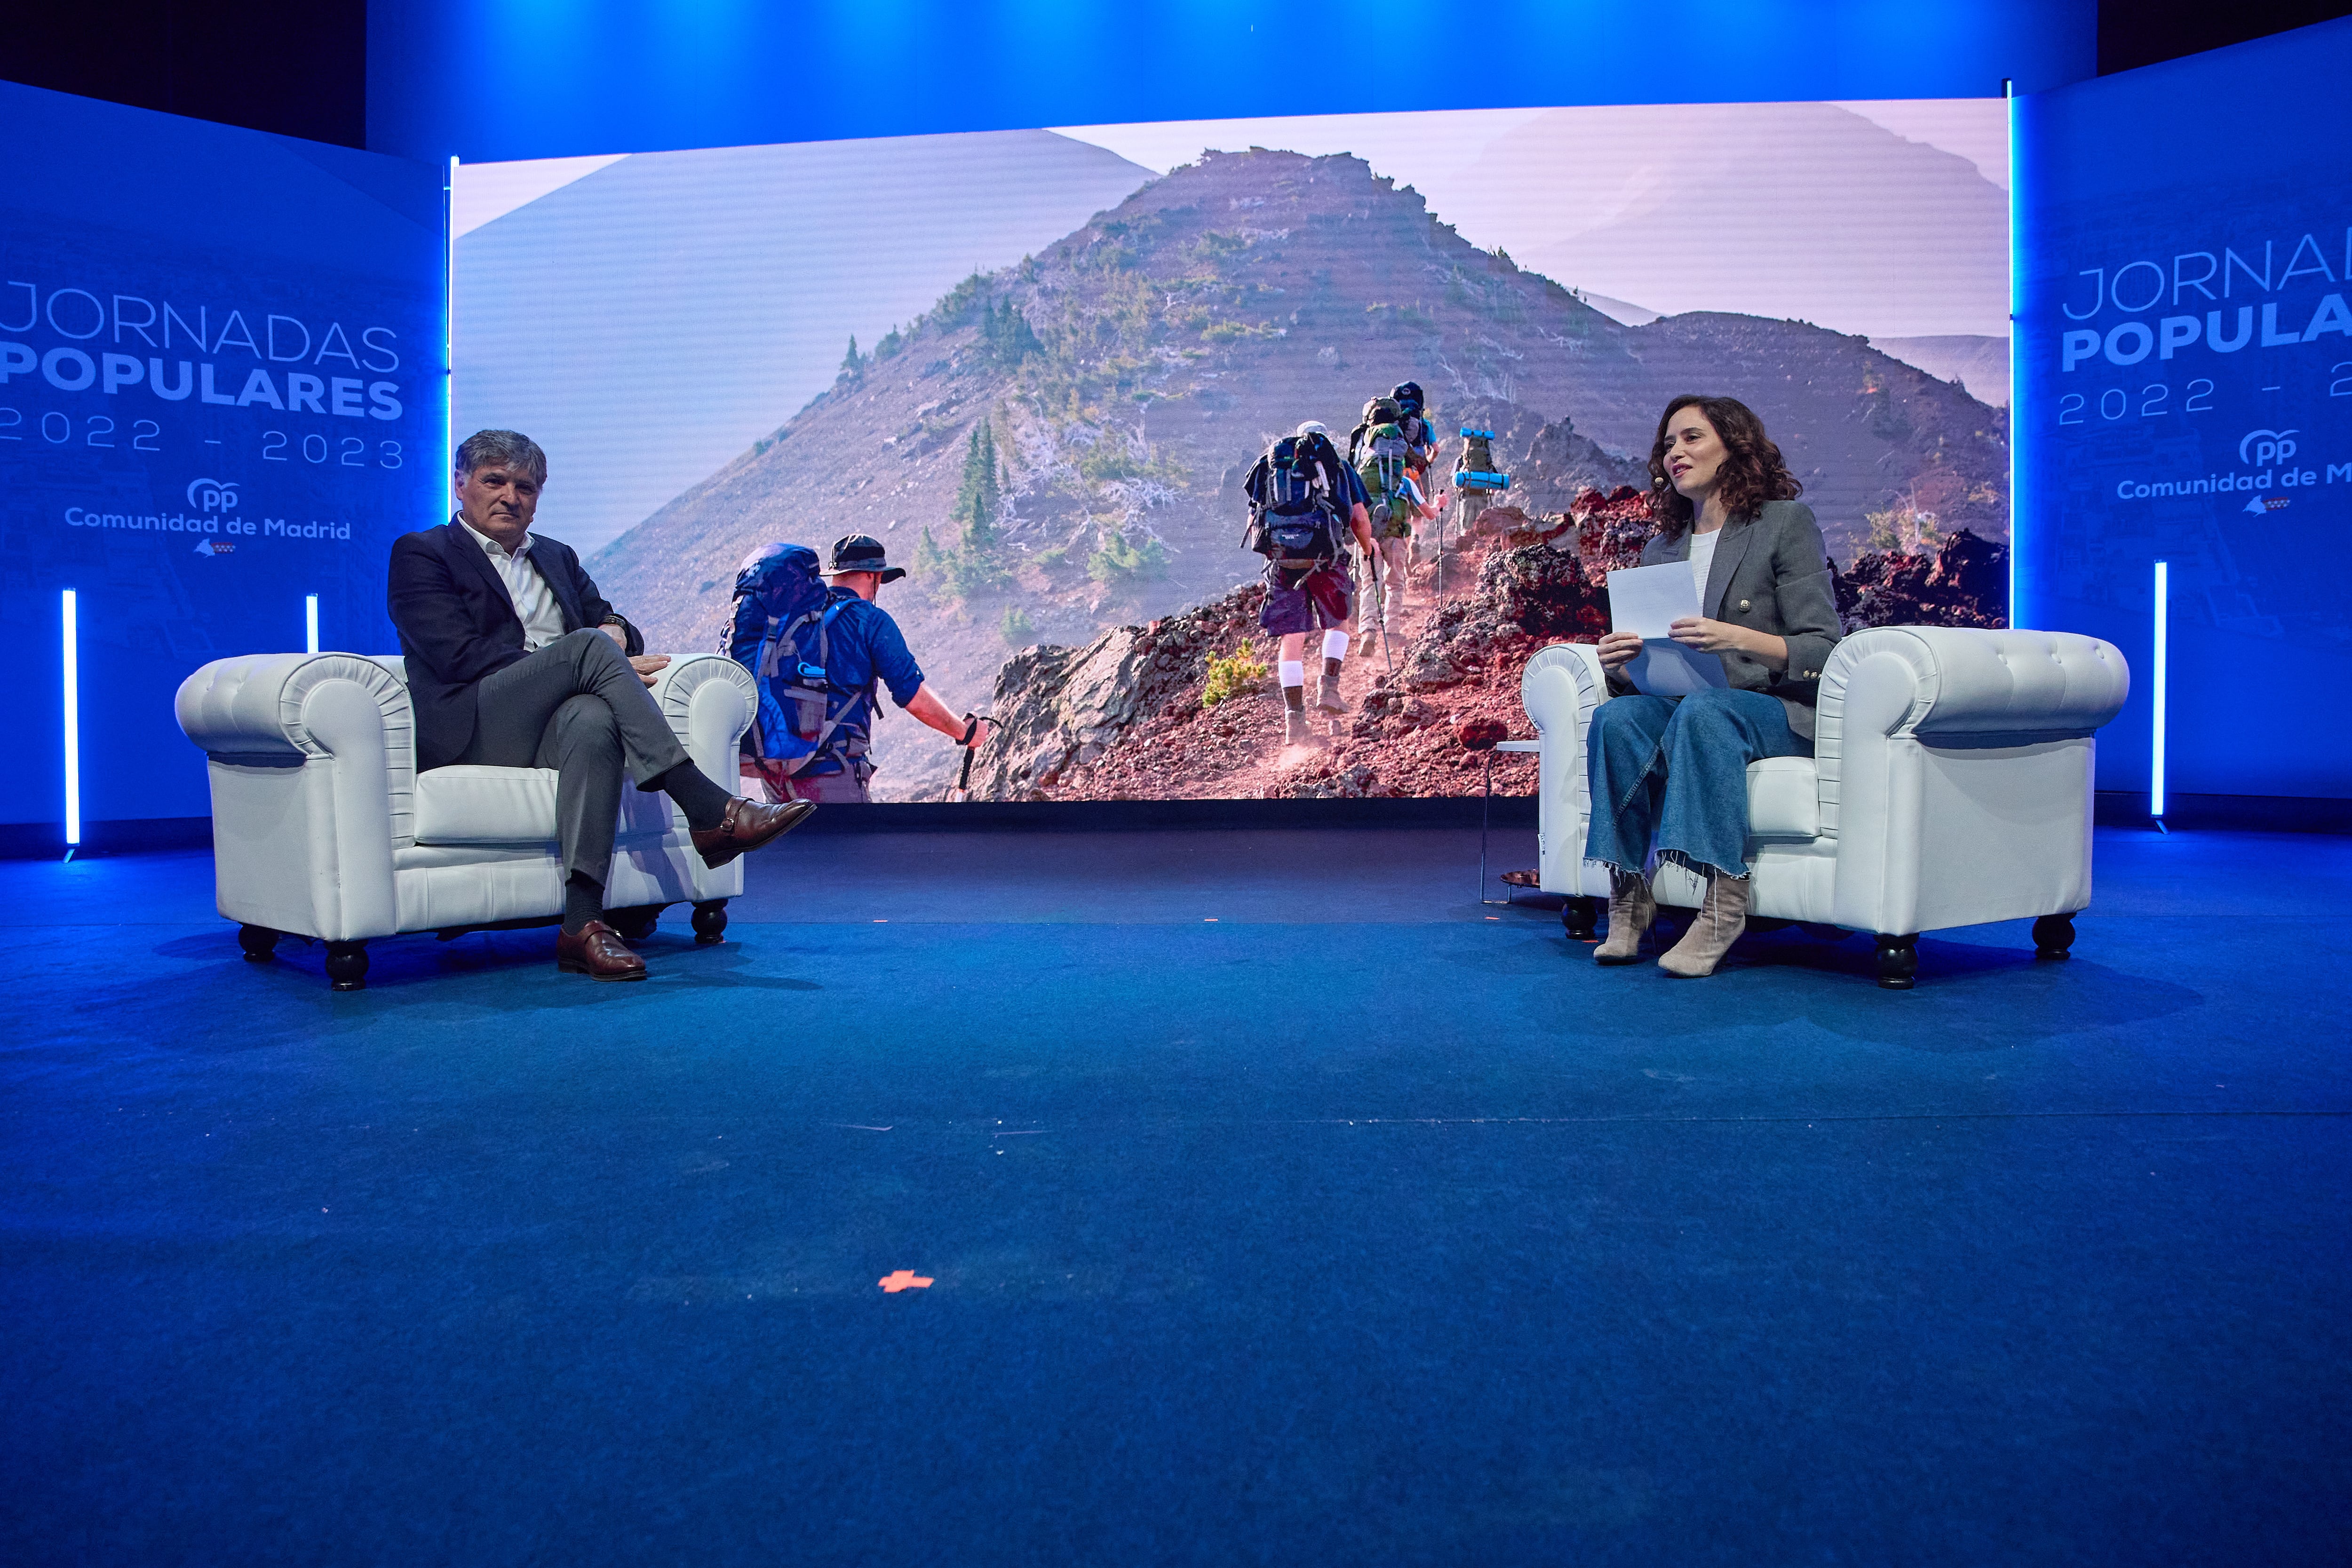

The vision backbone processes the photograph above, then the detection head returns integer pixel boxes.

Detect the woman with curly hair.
[1585,395,1842,977]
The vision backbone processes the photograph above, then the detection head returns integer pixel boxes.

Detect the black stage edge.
[791,795,1545,834]
[8,792,2348,858]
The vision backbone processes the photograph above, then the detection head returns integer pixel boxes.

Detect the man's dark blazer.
[387,517,644,771]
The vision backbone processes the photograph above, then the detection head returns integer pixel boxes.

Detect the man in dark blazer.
[388,429,812,981]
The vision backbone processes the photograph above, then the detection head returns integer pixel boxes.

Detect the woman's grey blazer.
[1609,499,1843,741]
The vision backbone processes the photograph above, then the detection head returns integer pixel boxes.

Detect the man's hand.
[1596,629,1645,671]
[600,622,629,649]
[629,653,671,688]
[963,716,998,748]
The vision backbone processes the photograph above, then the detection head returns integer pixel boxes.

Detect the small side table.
[1479,739,1542,906]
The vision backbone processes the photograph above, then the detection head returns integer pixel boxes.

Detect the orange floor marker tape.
[878,1270,933,1293]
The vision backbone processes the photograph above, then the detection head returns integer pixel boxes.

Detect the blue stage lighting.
[62,589,80,850]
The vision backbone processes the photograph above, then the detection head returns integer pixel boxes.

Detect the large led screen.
[454,102,2010,802]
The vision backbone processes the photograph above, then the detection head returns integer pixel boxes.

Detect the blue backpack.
[1243,432,1346,566]
[721,542,874,776]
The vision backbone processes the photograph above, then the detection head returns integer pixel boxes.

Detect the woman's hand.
[1668,618,1787,668]
[1596,629,1645,671]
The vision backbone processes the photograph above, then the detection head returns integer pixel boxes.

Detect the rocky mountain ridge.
[964,492,2009,804]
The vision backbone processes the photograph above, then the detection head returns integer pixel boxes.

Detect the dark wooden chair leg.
[691,901,728,946]
[1562,897,1599,942]
[1875,933,1918,990]
[324,941,370,992]
[607,904,665,942]
[238,925,279,963]
[2032,913,2077,961]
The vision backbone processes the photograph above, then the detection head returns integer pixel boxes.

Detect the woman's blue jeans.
[1583,689,1810,879]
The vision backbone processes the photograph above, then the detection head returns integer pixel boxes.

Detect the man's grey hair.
[453,429,547,485]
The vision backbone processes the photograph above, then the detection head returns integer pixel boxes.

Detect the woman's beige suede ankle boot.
[1659,871,1750,978]
[1594,869,1656,964]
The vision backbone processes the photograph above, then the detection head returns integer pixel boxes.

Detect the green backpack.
[1357,419,1417,533]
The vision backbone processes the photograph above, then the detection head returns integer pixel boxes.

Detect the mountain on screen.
[453,130,1158,557]
[594,149,2007,796]
[1425,102,2009,341]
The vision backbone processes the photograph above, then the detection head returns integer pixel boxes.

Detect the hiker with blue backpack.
[1244,421,1377,748]
[723,533,995,803]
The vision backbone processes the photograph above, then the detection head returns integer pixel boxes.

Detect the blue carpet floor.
[3,825,2348,1565]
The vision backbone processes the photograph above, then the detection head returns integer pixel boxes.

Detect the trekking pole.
[1369,548,1395,678]
[953,712,992,802]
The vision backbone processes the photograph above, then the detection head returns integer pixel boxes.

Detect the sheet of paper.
[1624,638,1729,696]
[1606,561,1700,638]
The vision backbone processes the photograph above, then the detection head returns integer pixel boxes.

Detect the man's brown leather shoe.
[692,796,816,869]
[557,919,648,981]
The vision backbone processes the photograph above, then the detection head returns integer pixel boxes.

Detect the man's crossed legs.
[453,629,812,978]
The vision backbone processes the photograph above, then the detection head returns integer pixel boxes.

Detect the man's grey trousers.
[449,629,692,884]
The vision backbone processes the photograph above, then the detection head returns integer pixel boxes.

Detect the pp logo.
[2239,429,2298,466]
[186,477,241,511]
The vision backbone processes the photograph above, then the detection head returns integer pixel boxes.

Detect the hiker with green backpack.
[1349,394,1443,624]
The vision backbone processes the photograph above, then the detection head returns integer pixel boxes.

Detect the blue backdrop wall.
[367,0,2094,165]
[0,81,445,831]
[2015,17,2352,801]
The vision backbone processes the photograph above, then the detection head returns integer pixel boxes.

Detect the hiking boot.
[1316,655,1351,715]
[1594,869,1656,964]
[1659,871,1750,978]
[1282,685,1313,747]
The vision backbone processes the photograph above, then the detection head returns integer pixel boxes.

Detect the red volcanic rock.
[1456,716,1510,749]
[1570,485,1656,579]
[1836,528,2009,632]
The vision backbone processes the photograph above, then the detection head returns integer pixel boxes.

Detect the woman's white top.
[1687,526,1721,611]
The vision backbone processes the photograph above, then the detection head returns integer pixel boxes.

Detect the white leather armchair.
[175,652,757,990]
[1518,628,2131,986]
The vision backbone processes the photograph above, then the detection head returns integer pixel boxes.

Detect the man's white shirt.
[459,517,570,651]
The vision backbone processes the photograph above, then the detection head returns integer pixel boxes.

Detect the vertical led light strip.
[305,594,320,654]
[2005,79,2019,627]
[446,156,458,506]
[2151,560,2169,820]
[62,589,81,850]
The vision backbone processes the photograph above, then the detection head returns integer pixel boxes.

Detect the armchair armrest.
[1816,627,2129,841]
[650,653,755,788]
[175,653,413,941]
[1815,628,2130,936]
[176,653,414,764]
[1819,627,2130,749]
[1518,642,1613,898]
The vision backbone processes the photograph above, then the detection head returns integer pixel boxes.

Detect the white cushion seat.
[412,764,676,844]
[1743,756,1820,842]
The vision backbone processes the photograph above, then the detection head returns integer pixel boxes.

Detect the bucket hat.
[826,533,906,583]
